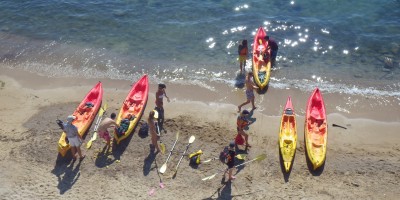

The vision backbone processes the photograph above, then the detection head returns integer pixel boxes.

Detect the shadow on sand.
[234,72,246,88]
[52,153,83,194]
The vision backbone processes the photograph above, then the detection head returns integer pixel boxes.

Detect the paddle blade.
[160,143,166,154]
[202,173,218,181]
[159,163,167,174]
[86,139,93,149]
[176,131,180,140]
[98,102,108,116]
[255,154,267,161]
[202,158,214,163]
[236,154,246,160]
[188,135,195,143]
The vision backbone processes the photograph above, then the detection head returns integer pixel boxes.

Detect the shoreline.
[1,67,400,199]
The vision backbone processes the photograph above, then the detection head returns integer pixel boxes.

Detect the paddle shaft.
[332,123,347,129]
[175,142,192,172]
[164,133,179,164]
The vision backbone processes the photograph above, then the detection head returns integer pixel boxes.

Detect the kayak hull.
[114,75,149,144]
[58,82,103,157]
[252,27,271,90]
[279,96,297,172]
[304,88,327,170]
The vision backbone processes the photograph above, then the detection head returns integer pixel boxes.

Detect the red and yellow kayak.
[252,26,271,90]
[114,75,149,144]
[279,96,297,172]
[58,82,103,157]
[304,88,328,170]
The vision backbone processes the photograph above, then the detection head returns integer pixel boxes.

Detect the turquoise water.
[1,0,400,98]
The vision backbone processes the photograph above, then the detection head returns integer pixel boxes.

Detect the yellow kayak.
[279,96,297,172]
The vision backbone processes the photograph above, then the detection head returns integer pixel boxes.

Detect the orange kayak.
[279,96,297,172]
[58,82,103,157]
[114,75,149,144]
[304,88,328,170]
[252,26,271,90]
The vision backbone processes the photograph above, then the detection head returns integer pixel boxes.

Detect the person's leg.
[76,146,84,158]
[241,131,251,147]
[152,135,160,152]
[71,146,77,159]
[238,100,250,112]
[251,97,256,110]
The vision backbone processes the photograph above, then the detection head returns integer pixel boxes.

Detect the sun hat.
[242,110,250,115]
[67,115,76,123]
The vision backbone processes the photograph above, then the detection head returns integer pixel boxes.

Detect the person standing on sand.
[155,83,170,132]
[63,115,85,161]
[148,110,161,153]
[238,72,259,112]
[225,141,237,181]
[237,110,251,148]
[238,39,248,73]
[98,113,119,149]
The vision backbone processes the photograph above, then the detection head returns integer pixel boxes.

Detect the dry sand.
[0,68,399,200]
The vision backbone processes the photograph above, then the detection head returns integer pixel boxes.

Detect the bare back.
[98,117,117,133]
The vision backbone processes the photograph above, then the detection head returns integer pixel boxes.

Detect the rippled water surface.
[1,0,400,99]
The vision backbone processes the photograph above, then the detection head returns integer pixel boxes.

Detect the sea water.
[1,0,399,100]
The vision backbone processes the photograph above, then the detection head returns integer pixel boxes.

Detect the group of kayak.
[57,26,328,174]
[57,75,149,157]
[252,27,328,171]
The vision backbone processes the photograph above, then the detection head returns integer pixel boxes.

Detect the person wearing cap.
[155,83,170,132]
[264,36,278,67]
[148,110,161,153]
[225,141,237,180]
[63,115,85,161]
[98,113,119,149]
[236,110,251,148]
[238,72,259,112]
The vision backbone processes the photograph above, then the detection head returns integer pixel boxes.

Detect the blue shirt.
[63,122,78,138]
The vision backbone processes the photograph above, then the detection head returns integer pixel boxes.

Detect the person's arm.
[163,89,170,102]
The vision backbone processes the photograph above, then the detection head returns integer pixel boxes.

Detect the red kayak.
[252,26,271,90]
[304,88,328,170]
[58,82,103,157]
[114,75,149,144]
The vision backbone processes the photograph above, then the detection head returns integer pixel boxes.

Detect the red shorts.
[99,130,111,142]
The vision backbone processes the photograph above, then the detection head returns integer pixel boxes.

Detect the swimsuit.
[245,89,254,100]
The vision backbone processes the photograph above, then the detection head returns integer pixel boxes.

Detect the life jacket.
[189,150,203,165]
[237,116,248,129]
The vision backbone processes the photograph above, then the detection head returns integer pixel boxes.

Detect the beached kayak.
[252,26,271,90]
[279,96,297,172]
[58,82,103,157]
[304,88,328,170]
[114,74,149,144]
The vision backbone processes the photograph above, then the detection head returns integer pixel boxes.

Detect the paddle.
[86,102,108,149]
[173,135,195,176]
[159,131,180,174]
[332,123,347,129]
[202,154,247,163]
[156,121,166,154]
[202,154,266,181]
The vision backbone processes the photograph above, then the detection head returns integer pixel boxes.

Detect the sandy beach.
[0,68,399,200]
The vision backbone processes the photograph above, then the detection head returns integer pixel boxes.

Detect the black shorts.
[227,162,234,169]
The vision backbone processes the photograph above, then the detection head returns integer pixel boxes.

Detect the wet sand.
[0,68,399,199]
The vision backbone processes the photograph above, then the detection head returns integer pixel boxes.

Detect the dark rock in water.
[353,74,362,78]
[383,57,394,69]
[390,42,399,54]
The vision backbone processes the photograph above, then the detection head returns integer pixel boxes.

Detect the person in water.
[238,39,248,73]
[264,36,278,67]
[155,83,170,132]
[238,72,259,112]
